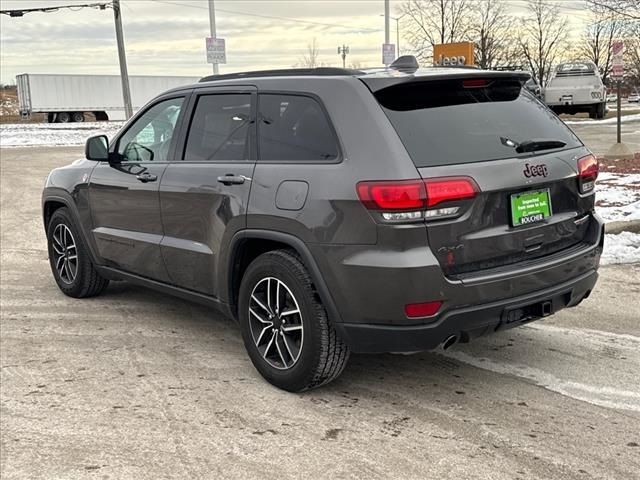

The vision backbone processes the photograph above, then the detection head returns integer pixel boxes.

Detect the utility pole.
[395,17,400,57]
[384,0,390,46]
[112,0,132,119]
[208,0,219,75]
[338,45,350,68]
[380,13,405,59]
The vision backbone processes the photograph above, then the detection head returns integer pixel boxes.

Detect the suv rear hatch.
[363,72,598,279]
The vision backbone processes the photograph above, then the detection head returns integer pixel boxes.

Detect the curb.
[605,220,640,234]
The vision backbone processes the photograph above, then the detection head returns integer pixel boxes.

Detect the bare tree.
[518,0,569,86]
[469,0,519,69]
[625,36,640,84]
[400,0,472,63]
[296,38,321,68]
[579,4,625,84]
[586,0,640,20]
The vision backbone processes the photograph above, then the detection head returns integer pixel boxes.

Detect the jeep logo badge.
[523,163,548,178]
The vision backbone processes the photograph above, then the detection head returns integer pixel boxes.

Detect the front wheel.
[47,208,109,298]
[238,250,350,392]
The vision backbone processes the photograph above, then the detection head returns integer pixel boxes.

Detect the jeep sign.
[433,42,475,67]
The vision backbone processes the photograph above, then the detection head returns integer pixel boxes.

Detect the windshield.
[375,79,582,167]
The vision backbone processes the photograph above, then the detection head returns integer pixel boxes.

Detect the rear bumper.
[310,214,603,329]
[335,268,598,353]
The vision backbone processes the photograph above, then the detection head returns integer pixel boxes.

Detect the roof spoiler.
[390,55,419,73]
[362,70,531,92]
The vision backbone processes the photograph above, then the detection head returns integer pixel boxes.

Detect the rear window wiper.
[503,138,567,154]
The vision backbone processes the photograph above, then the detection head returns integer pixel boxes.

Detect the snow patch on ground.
[601,232,640,265]
[564,113,640,125]
[595,173,640,222]
[0,122,124,148]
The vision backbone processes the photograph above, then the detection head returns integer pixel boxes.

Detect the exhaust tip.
[442,334,458,350]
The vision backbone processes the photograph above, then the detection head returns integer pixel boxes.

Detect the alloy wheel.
[51,224,78,284]
[248,277,304,370]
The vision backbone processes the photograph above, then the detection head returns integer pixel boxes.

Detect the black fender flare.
[42,190,101,266]
[226,229,344,325]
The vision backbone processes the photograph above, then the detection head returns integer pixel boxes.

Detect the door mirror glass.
[85,135,109,161]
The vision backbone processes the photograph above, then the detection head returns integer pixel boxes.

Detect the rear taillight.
[357,177,479,222]
[577,154,598,194]
[424,177,479,207]
[356,180,425,211]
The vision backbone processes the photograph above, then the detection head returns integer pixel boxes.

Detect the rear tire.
[596,102,606,119]
[57,112,71,123]
[238,249,350,392]
[72,112,85,123]
[47,208,109,298]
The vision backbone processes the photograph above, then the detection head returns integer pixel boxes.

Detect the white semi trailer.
[16,73,201,123]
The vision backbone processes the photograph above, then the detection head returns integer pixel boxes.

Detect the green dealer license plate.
[510,189,552,226]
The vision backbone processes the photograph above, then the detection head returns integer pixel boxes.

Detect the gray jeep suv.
[43,58,603,391]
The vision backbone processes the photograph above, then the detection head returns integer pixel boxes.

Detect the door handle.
[136,172,157,183]
[217,174,248,186]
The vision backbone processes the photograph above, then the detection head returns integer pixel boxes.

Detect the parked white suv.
[544,61,606,119]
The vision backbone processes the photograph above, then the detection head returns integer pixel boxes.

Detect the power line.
[0,2,110,16]
[155,0,380,34]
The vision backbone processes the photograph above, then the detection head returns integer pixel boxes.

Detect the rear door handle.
[217,174,248,186]
[136,172,157,183]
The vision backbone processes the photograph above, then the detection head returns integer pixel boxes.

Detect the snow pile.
[0,121,124,147]
[595,173,640,222]
[601,232,640,265]
[563,113,640,125]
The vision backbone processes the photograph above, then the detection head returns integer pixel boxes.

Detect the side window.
[184,94,252,161]
[116,97,184,162]
[258,94,339,161]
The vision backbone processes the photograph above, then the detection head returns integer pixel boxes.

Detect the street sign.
[382,43,395,65]
[206,37,226,65]
[611,40,624,78]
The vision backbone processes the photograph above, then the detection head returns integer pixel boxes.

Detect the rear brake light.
[463,78,490,88]
[357,177,479,221]
[577,154,598,193]
[405,301,443,318]
[424,177,479,207]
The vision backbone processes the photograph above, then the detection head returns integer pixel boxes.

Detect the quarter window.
[184,94,252,161]
[116,97,184,162]
[258,94,339,161]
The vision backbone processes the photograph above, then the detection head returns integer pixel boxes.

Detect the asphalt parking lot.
[1,146,639,479]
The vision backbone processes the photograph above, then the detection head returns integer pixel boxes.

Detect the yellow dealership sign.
[433,42,475,67]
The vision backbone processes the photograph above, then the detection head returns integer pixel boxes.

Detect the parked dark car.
[43,58,603,391]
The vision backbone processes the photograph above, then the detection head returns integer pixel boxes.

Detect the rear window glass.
[184,94,251,161]
[258,94,339,161]
[375,80,582,167]
[556,62,596,76]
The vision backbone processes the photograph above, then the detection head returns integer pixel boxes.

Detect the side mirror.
[85,135,109,161]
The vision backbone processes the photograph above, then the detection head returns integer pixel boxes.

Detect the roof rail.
[200,67,364,83]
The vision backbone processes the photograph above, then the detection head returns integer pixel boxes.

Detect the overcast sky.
[0,0,591,84]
